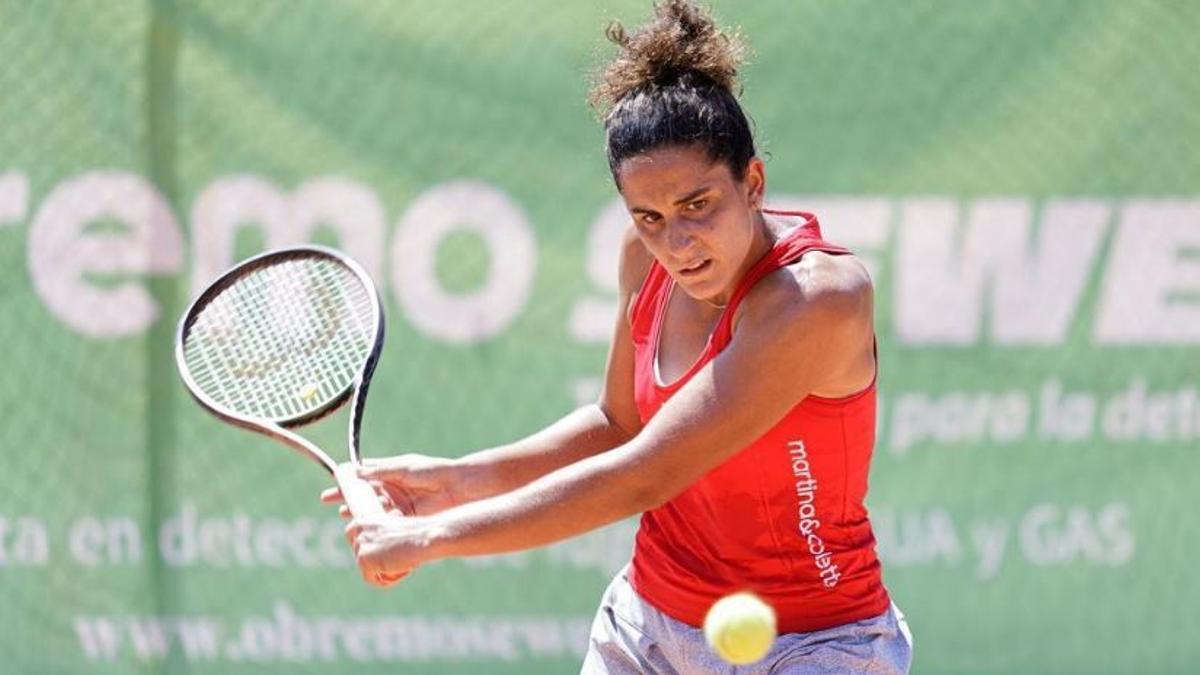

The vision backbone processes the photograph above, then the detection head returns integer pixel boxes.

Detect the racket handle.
[334,463,386,519]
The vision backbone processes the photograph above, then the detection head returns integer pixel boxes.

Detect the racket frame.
[175,245,386,515]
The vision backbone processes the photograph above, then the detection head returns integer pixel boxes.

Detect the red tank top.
[627,210,891,633]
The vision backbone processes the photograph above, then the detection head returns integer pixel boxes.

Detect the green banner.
[1,1,1198,673]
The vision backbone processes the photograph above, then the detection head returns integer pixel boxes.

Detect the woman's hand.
[344,513,443,587]
[320,453,463,518]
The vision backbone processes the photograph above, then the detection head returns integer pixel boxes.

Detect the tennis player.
[325,1,912,671]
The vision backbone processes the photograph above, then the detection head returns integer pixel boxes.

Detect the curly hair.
[589,0,756,183]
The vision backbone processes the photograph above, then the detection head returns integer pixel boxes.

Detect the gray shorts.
[581,566,912,674]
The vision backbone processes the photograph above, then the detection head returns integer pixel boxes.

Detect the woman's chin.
[677,280,729,308]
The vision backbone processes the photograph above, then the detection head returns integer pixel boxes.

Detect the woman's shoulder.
[737,250,873,335]
[618,225,655,322]
[619,225,653,287]
[791,250,873,300]
[731,250,875,396]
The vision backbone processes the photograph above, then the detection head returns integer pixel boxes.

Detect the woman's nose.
[666,221,696,255]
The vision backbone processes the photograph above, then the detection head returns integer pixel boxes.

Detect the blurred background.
[1,0,1198,673]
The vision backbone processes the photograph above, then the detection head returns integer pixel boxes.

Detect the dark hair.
[589,0,755,184]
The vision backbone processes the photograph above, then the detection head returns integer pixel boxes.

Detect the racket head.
[175,245,385,434]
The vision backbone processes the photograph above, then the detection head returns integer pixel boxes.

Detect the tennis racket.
[175,245,387,520]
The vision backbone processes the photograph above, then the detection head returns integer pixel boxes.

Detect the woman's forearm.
[429,439,655,560]
[453,403,634,502]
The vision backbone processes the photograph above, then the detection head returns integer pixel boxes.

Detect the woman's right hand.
[320,454,464,518]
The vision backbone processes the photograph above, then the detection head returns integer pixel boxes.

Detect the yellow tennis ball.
[704,592,777,665]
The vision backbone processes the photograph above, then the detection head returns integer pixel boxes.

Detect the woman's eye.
[640,213,661,224]
[686,199,707,211]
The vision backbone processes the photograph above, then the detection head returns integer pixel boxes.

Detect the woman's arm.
[450,227,651,500]
[347,255,874,582]
[343,227,653,515]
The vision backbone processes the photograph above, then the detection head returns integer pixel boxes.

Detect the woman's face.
[617,144,765,306]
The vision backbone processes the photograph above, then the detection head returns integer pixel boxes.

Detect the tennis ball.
[703,592,777,665]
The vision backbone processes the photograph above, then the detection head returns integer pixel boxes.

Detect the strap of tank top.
[710,225,850,349]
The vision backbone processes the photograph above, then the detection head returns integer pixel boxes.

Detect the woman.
[325,1,912,672]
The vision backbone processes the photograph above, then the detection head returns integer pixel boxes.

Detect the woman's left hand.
[344,513,440,587]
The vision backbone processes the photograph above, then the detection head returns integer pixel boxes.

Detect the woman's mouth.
[678,259,712,277]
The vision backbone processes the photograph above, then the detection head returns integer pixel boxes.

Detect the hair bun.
[590,0,747,112]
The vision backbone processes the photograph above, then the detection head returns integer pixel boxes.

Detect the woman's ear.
[743,157,766,210]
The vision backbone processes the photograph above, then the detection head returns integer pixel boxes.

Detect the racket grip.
[335,463,387,519]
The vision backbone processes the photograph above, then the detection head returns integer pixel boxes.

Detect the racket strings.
[183,256,376,421]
